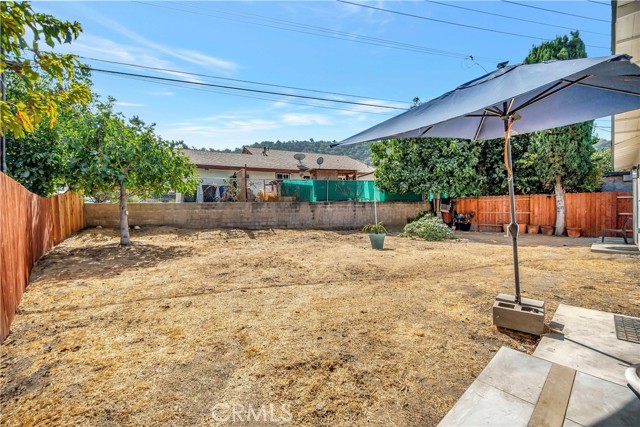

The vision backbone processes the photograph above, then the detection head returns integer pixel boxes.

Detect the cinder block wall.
[85,201,431,230]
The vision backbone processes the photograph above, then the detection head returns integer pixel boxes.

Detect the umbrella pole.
[504,118,521,304]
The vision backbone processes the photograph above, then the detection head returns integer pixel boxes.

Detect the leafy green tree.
[1,1,91,138]
[583,148,613,192]
[523,31,594,235]
[370,137,480,201]
[475,134,545,196]
[4,67,92,195]
[66,101,199,246]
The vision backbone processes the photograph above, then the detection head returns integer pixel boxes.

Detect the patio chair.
[600,217,632,244]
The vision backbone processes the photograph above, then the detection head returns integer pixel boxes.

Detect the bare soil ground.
[1,227,639,427]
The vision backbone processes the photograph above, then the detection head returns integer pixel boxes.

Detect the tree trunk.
[119,183,132,246]
[554,175,565,236]
[434,193,442,219]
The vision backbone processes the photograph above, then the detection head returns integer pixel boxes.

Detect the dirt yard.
[1,227,639,426]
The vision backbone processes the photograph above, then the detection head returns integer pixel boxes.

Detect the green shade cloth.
[280,180,422,202]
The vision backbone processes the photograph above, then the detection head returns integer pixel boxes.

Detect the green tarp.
[280,180,422,202]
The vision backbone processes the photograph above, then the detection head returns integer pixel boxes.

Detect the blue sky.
[38,1,612,150]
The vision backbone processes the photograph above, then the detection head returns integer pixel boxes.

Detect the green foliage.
[528,120,596,193]
[65,100,199,198]
[6,117,66,195]
[4,63,92,195]
[475,134,545,196]
[362,222,387,234]
[580,147,612,192]
[523,31,586,64]
[522,32,597,194]
[407,210,431,223]
[370,137,480,196]
[1,1,91,137]
[400,213,455,241]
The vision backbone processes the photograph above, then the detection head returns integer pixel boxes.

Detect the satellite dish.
[293,153,306,161]
[297,164,309,171]
[316,157,324,166]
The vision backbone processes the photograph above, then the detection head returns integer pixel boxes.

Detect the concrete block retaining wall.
[85,201,431,230]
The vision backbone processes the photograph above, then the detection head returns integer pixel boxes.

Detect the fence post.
[326,179,329,202]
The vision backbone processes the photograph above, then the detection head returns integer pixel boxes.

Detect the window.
[276,173,290,180]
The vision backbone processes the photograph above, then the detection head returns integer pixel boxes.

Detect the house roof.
[182,148,374,174]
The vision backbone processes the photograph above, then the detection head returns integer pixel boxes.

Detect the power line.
[339,1,609,50]
[135,1,503,63]
[425,0,609,37]
[586,0,611,6]
[86,67,409,111]
[102,72,397,115]
[501,1,609,23]
[78,56,410,105]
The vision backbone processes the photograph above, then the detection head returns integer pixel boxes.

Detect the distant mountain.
[183,139,374,165]
[594,139,611,151]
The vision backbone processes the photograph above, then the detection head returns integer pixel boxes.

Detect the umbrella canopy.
[334,55,640,146]
[334,54,640,306]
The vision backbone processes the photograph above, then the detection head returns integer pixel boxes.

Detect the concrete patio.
[439,305,640,426]
[590,237,639,255]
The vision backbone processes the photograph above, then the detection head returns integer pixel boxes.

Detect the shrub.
[407,210,433,223]
[400,214,455,241]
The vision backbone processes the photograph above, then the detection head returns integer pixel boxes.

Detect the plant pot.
[541,225,554,236]
[503,223,526,235]
[527,225,540,234]
[458,223,471,231]
[567,227,581,238]
[368,233,386,250]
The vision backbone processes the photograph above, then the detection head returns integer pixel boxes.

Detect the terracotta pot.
[567,228,581,238]
[541,225,554,236]
[503,223,526,235]
[527,225,540,234]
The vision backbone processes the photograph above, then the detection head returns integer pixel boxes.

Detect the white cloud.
[114,101,144,107]
[281,113,330,126]
[147,91,174,97]
[84,10,239,73]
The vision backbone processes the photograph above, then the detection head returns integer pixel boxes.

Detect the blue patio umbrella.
[333,54,640,304]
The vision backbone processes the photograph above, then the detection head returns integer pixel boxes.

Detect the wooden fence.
[0,173,84,343]
[448,191,632,237]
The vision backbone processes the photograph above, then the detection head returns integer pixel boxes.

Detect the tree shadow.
[32,242,194,282]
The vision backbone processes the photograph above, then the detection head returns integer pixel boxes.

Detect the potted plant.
[453,213,472,231]
[363,222,387,250]
[541,225,554,236]
[527,224,540,234]
[566,227,581,238]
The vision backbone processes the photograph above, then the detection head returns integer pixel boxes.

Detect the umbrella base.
[493,293,545,336]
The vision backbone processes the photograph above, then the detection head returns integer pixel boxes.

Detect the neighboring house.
[180,147,374,202]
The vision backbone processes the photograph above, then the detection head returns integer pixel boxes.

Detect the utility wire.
[78,56,410,105]
[135,1,503,63]
[103,72,397,115]
[339,1,609,50]
[587,0,611,7]
[425,0,609,37]
[86,67,409,111]
[501,1,609,23]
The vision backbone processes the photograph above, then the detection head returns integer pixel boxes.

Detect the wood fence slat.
[455,191,631,237]
[0,174,84,343]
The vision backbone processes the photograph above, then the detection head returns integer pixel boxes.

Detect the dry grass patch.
[1,227,638,426]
